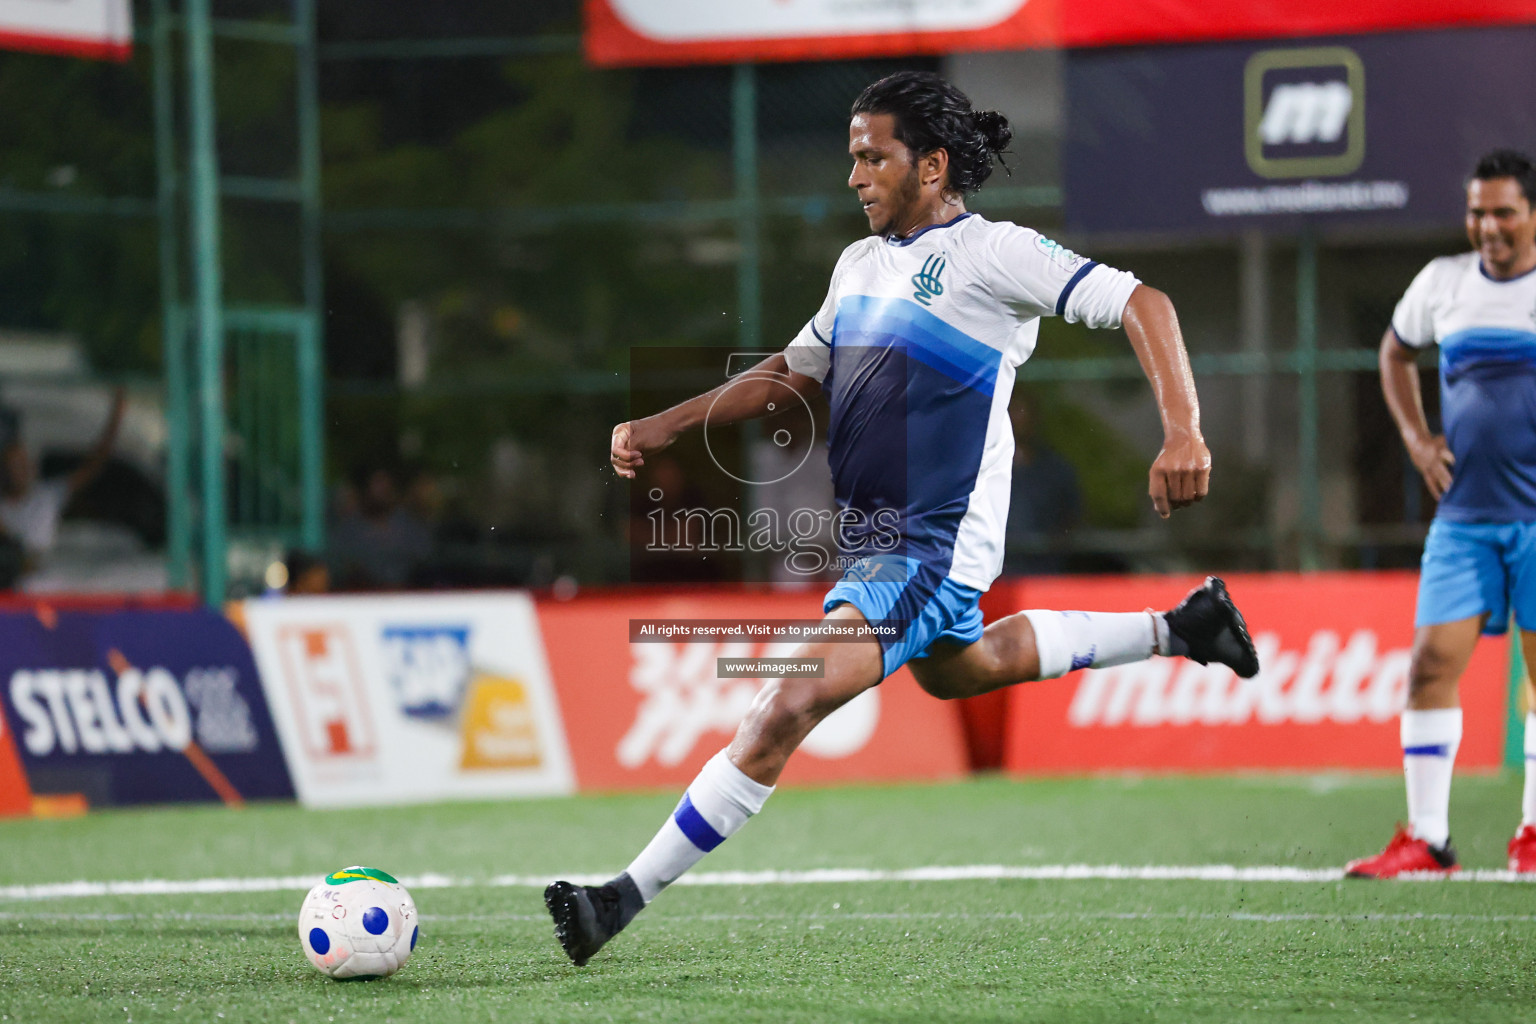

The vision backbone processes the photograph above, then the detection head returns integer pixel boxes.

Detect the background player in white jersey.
[545,71,1259,964]
[1348,150,1536,878]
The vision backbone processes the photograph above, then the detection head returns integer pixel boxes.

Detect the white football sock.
[1402,708,1461,848]
[1022,609,1162,679]
[623,749,774,903]
[1522,712,1536,829]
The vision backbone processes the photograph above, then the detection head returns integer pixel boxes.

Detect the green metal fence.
[0,10,1450,598]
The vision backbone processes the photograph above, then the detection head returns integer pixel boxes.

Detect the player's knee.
[912,670,967,701]
[1407,644,1460,696]
[752,677,837,736]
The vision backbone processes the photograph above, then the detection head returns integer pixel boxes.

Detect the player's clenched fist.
[1147,433,1212,519]
[609,417,676,478]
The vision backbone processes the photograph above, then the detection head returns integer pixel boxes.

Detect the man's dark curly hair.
[1470,149,1536,206]
[851,71,1012,199]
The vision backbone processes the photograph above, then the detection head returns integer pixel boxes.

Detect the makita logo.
[1243,47,1364,179]
[1067,630,1407,728]
[619,642,878,766]
[1257,82,1351,146]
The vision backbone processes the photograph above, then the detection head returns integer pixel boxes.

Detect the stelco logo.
[1244,46,1365,180]
[9,666,193,755]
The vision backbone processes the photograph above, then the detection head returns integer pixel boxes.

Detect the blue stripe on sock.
[1403,744,1452,757]
[673,793,725,852]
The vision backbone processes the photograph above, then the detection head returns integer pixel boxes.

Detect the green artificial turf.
[2,774,1535,1023]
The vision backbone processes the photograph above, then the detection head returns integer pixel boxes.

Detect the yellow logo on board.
[458,674,543,771]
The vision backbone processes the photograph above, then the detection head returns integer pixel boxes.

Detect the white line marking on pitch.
[5,909,1536,926]
[2,864,1533,902]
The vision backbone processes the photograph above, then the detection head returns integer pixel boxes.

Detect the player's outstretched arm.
[610,353,820,479]
[1121,285,1210,518]
[66,387,126,498]
[1378,327,1453,498]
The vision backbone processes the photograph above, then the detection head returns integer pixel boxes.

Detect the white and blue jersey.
[784,213,1139,673]
[1393,252,1536,522]
[1393,252,1536,633]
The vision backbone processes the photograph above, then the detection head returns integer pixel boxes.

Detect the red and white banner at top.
[0,0,132,61]
[586,0,1536,66]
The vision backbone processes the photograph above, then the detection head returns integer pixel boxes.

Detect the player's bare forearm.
[1123,286,1200,438]
[1379,328,1453,497]
[609,353,821,479]
[1121,285,1210,517]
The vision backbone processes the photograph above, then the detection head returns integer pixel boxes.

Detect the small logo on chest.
[911,254,946,307]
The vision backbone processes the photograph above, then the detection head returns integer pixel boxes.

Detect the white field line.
[6,910,1536,926]
[2,864,1535,902]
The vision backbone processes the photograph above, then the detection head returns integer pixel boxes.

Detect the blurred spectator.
[1004,393,1082,575]
[283,549,331,594]
[0,388,124,583]
[629,454,727,583]
[328,466,432,589]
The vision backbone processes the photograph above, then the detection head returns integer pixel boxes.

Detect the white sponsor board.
[242,593,574,807]
[0,0,132,59]
[608,0,1029,42]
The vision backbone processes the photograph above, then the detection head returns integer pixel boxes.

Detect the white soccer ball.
[298,866,418,979]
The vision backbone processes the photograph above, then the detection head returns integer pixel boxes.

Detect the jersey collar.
[1477,257,1536,283]
[884,212,974,247]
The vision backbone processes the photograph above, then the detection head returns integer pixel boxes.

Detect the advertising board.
[0,605,294,807]
[1064,25,1536,234]
[0,0,131,60]
[586,0,1536,68]
[998,573,1507,772]
[537,587,969,791]
[241,593,575,807]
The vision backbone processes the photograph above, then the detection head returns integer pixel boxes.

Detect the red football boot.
[1507,825,1536,873]
[1345,824,1459,878]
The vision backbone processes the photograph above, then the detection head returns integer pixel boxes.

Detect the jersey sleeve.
[1390,260,1441,348]
[784,242,861,382]
[985,223,1140,329]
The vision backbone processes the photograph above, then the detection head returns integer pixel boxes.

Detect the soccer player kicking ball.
[1348,150,1536,879]
[546,72,1259,964]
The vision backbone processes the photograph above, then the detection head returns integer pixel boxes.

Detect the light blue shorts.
[1416,519,1536,636]
[822,555,985,678]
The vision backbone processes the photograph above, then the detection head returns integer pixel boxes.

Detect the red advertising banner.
[0,702,32,817]
[998,572,1508,773]
[0,0,132,62]
[587,0,1536,67]
[537,587,969,791]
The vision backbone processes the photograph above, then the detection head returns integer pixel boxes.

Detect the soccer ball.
[298,866,418,979]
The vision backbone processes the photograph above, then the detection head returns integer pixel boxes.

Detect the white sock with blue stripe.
[1402,708,1461,848]
[1023,609,1162,679]
[622,749,775,903]
[1522,713,1536,828]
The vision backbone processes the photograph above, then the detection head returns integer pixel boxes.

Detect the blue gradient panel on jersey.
[1439,327,1536,382]
[834,295,1001,396]
[1434,327,1536,522]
